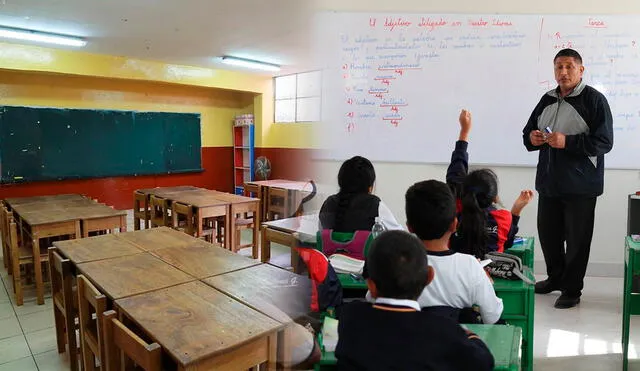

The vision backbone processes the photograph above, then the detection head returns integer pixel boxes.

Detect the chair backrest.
[149,195,169,227]
[133,192,149,213]
[316,229,373,261]
[103,310,162,371]
[49,247,74,311]
[267,187,287,218]
[77,275,107,371]
[171,202,194,235]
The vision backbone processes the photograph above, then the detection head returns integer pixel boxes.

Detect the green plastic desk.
[623,236,640,371]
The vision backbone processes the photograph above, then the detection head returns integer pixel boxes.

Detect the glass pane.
[296,97,321,122]
[296,70,322,98]
[274,75,296,100]
[275,99,296,122]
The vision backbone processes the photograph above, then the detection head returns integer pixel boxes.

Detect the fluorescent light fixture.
[0,26,86,47]
[220,56,280,72]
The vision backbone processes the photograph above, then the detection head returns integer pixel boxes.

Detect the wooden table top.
[150,242,261,279]
[170,193,230,208]
[4,194,88,206]
[115,281,282,366]
[77,253,194,300]
[247,180,313,192]
[262,214,319,236]
[203,264,312,324]
[10,199,126,226]
[53,234,143,264]
[136,186,202,197]
[116,226,202,251]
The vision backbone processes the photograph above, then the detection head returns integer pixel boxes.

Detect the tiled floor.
[3,213,639,370]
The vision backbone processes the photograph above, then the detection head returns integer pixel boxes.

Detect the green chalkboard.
[0,106,202,183]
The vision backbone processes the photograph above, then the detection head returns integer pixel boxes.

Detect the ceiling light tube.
[0,26,86,47]
[220,56,280,72]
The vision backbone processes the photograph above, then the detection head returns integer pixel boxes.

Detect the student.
[447,109,534,259]
[335,230,495,371]
[318,155,403,232]
[403,179,504,324]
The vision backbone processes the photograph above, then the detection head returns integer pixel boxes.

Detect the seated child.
[398,179,503,324]
[447,109,534,259]
[336,230,495,371]
[319,155,403,232]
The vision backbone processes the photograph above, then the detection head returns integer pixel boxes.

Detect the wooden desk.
[116,226,199,251]
[203,263,311,324]
[246,180,314,222]
[206,192,261,256]
[4,194,88,206]
[53,234,143,264]
[115,281,282,370]
[135,186,202,198]
[261,214,318,273]
[76,253,194,300]
[315,323,522,371]
[150,242,261,279]
[167,192,229,247]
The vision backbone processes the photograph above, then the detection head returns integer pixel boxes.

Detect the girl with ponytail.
[447,110,534,259]
[319,156,403,233]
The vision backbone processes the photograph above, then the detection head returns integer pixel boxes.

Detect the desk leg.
[623,248,632,371]
[261,226,271,263]
[252,204,261,260]
[290,242,300,274]
[32,236,44,305]
[229,205,237,252]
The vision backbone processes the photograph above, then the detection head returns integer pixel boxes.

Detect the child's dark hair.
[334,156,376,230]
[459,169,498,258]
[405,180,456,240]
[367,230,429,300]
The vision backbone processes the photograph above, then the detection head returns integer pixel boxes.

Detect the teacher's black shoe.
[554,294,581,309]
[535,279,560,294]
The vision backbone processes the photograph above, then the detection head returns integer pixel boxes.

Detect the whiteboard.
[313,13,640,169]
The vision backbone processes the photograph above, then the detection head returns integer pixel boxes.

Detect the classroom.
[1,0,640,370]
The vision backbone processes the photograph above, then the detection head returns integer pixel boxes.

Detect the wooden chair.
[171,202,195,236]
[49,247,79,371]
[78,275,107,371]
[149,195,171,228]
[266,187,288,221]
[133,191,150,230]
[1,203,11,273]
[103,310,162,371]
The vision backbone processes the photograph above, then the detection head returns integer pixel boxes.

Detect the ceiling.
[0,0,316,76]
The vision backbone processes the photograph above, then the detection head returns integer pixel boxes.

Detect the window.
[274,70,322,123]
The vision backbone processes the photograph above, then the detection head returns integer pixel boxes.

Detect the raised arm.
[446,109,472,197]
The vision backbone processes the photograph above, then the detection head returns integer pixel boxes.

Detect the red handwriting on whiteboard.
[369,18,377,27]
[391,120,399,127]
[633,41,637,47]
[342,64,348,70]
[384,17,412,31]
[346,98,353,105]
[451,21,462,27]
[391,106,399,113]
[469,18,489,27]
[587,18,606,28]
[554,32,561,39]
[492,19,512,26]
[374,93,384,99]
[343,74,349,79]
[418,17,447,31]
[346,112,354,118]
[381,79,391,85]
[346,122,355,132]
[395,69,404,75]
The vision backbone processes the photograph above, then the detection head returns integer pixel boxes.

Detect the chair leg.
[53,307,66,353]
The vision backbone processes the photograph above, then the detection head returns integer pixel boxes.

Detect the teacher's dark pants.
[538,195,597,297]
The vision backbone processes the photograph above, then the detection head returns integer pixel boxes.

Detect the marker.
[544,127,552,133]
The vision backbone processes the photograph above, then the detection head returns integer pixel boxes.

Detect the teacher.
[522,48,613,309]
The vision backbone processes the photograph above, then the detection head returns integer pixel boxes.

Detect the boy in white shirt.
[365,179,503,324]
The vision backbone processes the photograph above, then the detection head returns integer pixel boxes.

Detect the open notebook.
[328,254,365,275]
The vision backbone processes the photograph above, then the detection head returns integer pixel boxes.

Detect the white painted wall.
[312,0,640,277]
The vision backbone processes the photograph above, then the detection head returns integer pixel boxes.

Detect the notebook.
[322,317,339,352]
[328,254,365,275]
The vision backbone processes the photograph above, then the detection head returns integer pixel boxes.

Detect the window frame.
[273,70,322,123]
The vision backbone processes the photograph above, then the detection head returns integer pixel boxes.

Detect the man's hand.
[458,109,471,141]
[546,132,566,148]
[529,130,545,146]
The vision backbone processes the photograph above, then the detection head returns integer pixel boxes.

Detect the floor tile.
[0,356,37,371]
[25,327,57,355]
[33,349,72,371]
[0,317,21,341]
[18,310,54,334]
[12,298,52,317]
[0,302,14,321]
[0,335,30,365]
